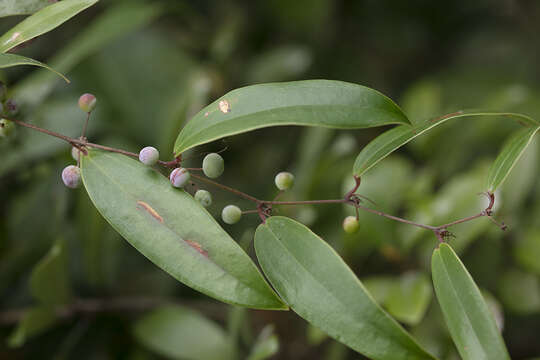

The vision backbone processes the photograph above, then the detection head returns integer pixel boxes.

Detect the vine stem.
[10,118,506,241]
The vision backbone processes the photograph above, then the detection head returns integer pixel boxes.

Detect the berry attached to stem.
[275,171,295,190]
[222,205,242,224]
[342,216,360,234]
[0,118,15,138]
[78,93,97,113]
[202,153,224,178]
[62,165,81,189]
[170,168,191,188]
[139,146,160,166]
[194,190,212,207]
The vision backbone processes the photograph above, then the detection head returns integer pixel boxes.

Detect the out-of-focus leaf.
[13,1,163,107]
[514,230,540,275]
[0,52,68,82]
[481,290,504,332]
[353,111,538,176]
[133,305,232,360]
[81,150,286,310]
[246,325,279,360]
[486,126,539,191]
[431,243,510,360]
[498,269,540,314]
[363,273,432,326]
[7,306,56,347]
[246,46,312,83]
[386,272,432,326]
[0,0,50,17]
[400,81,442,127]
[29,238,71,305]
[0,0,98,53]
[306,324,327,345]
[255,216,436,360]
[174,80,410,155]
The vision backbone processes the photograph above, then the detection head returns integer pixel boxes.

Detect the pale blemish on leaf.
[218,100,231,113]
[136,201,164,223]
[204,112,209,117]
[185,239,209,257]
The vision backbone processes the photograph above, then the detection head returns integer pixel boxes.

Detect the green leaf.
[353,111,538,176]
[486,125,540,191]
[133,305,233,360]
[498,269,540,314]
[246,325,280,360]
[254,216,436,360]
[431,243,510,360]
[0,0,50,17]
[80,149,286,310]
[0,53,69,82]
[385,272,432,326]
[29,238,71,306]
[174,80,410,155]
[7,306,57,348]
[13,1,162,107]
[0,0,98,53]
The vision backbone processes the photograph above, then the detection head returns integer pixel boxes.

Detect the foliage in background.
[1,0,540,359]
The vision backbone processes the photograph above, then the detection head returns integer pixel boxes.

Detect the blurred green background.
[1,0,540,359]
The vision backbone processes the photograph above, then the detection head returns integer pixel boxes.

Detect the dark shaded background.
[1,0,540,359]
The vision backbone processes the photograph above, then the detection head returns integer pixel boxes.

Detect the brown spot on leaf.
[185,239,209,257]
[136,201,163,223]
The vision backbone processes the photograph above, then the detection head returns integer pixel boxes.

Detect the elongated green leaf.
[29,238,71,306]
[385,272,432,326]
[0,0,98,53]
[7,306,56,348]
[486,125,540,191]
[353,111,538,176]
[431,243,510,360]
[80,150,286,310]
[246,325,279,360]
[174,80,410,155]
[13,1,162,107]
[0,53,68,82]
[254,216,436,360]
[0,0,50,17]
[133,305,232,360]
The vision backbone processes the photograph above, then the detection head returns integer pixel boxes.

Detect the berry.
[202,153,224,178]
[4,99,17,116]
[274,171,294,190]
[194,190,212,207]
[222,205,242,224]
[0,118,15,138]
[342,216,360,234]
[170,168,190,188]
[62,165,81,189]
[78,93,97,113]
[139,146,159,166]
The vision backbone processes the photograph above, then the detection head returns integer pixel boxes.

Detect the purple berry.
[62,165,81,189]
[78,93,97,113]
[139,146,160,166]
[170,168,190,188]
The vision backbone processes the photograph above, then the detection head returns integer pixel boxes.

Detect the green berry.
[222,205,241,224]
[62,165,81,189]
[342,216,360,234]
[274,171,294,190]
[0,118,15,138]
[78,93,97,113]
[202,153,224,178]
[194,190,212,207]
[139,146,159,166]
[170,167,190,188]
